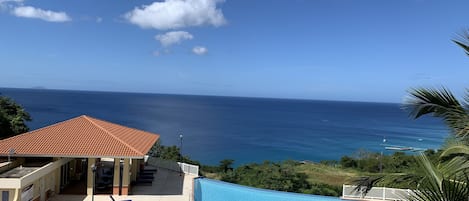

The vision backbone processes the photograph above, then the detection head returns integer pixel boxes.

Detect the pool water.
[194,178,342,201]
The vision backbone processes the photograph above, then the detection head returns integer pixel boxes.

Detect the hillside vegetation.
[151,142,440,197]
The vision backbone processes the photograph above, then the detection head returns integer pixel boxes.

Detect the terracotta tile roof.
[0,115,159,158]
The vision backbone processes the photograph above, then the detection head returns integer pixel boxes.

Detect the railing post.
[342,184,345,198]
[383,186,386,200]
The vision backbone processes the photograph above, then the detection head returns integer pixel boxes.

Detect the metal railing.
[342,185,414,201]
[147,157,199,176]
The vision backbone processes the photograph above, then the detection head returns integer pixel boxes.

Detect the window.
[2,191,8,201]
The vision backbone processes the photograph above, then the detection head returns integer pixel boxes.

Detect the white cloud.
[124,0,226,30]
[155,31,193,47]
[12,6,71,22]
[192,46,208,55]
[96,17,103,23]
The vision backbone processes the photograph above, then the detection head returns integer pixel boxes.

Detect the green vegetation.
[148,141,201,165]
[393,30,469,201]
[398,86,469,200]
[201,159,353,197]
[204,150,444,196]
[154,138,436,197]
[354,30,469,200]
[0,95,31,139]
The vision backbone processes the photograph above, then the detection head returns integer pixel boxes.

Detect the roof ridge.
[0,115,85,143]
[82,115,145,156]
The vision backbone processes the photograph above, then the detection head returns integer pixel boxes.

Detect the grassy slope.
[294,163,359,186]
[204,162,361,187]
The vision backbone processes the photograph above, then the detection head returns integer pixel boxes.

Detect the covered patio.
[49,167,197,201]
[0,115,159,200]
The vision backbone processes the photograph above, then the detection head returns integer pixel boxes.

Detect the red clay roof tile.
[0,115,159,158]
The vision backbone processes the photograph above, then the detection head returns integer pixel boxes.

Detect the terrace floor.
[50,167,196,201]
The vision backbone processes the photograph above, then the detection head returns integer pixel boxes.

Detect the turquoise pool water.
[194,178,342,201]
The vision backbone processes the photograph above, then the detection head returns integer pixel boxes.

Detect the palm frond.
[352,176,383,195]
[415,153,443,189]
[452,29,469,56]
[411,153,469,201]
[438,156,469,180]
[404,87,469,137]
[441,144,469,158]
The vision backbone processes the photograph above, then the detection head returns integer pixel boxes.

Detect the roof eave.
[0,154,146,159]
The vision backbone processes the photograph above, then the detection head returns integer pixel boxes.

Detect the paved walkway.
[50,168,197,201]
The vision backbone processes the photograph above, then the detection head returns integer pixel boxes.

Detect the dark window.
[2,191,8,201]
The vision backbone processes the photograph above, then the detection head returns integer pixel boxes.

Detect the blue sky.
[1,0,468,103]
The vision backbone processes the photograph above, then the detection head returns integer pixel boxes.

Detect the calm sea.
[0,88,448,165]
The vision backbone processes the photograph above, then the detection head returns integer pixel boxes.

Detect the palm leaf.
[411,153,469,201]
[404,87,469,137]
[438,156,469,181]
[416,153,443,189]
[452,29,469,56]
[352,176,383,195]
[441,144,469,158]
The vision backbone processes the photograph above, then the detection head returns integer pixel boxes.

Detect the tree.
[404,87,469,200]
[399,31,469,200]
[355,30,469,200]
[219,159,234,172]
[0,95,31,139]
[340,156,357,168]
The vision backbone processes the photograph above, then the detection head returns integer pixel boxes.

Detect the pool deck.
[50,167,196,201]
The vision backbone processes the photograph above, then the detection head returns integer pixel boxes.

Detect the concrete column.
[113,158,121,195]
[12,189,19,201]
[136,159,141,176]
[40,177,45,201]
[130,159,138,182]
[87,158,96,196]
[122,158,130,195]
[54,167,60,194]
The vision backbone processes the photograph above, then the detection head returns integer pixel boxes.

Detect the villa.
[0,115,161,201]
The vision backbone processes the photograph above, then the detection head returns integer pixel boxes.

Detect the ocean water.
[0,88,448,165]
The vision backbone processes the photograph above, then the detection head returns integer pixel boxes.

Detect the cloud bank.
[155,31,194,47]
[12,6,71,22]
[125,0,226,30]
[192,46,208,55]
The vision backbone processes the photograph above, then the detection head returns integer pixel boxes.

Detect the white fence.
[178,162,199,176]
[147,157,199,176]
[342,185,414,201]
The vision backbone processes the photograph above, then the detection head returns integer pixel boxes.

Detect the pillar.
[87,158,96,196]
[70,159,76,180]
[122,158,130,195]
[12,188,19,201]
[113,158,121,195]
[40,177,45,201]
[130,159,138,182]
[54,167,60,194]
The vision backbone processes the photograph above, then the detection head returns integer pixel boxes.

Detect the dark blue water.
[0,88,448,165]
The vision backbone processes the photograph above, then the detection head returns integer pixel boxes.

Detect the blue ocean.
[0,88,448,165]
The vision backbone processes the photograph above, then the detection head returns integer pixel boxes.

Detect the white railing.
[342,185,414,201]
[147,157,199,176]
[177,162,199,176]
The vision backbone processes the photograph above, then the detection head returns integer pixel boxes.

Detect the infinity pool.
[194,178,342,201]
